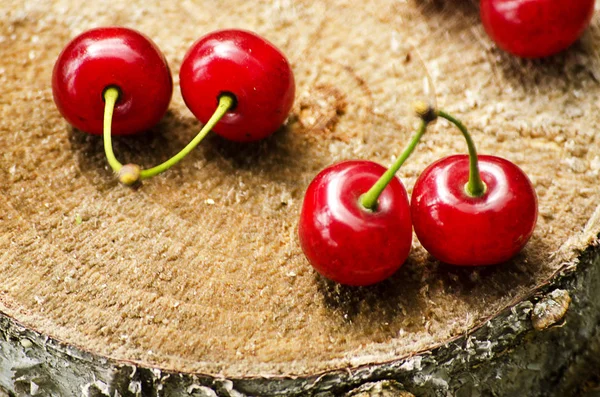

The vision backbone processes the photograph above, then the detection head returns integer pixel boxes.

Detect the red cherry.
[480,0,595,58]
[179,29,295,142]
[410,107,539,266]
[52,26,173,135]
[411,154,538,266]
[298,160,413,286]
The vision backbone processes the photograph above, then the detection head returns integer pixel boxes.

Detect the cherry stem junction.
[360,119,429,211]
[103,86,234,185]
[436,110,486,197]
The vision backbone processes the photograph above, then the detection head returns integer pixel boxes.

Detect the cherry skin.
[179,29,295,142]
[480,0,595,58]
[298,160,413,286]
[411,154,538,266]
[52,27,173,135]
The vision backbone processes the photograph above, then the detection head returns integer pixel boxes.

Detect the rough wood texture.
[1,0,600,395]
[0,245,598,396]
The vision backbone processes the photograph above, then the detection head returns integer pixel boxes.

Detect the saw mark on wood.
[295,84,347,140]
[291,57,377,142]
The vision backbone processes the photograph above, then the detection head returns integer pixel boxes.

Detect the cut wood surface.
[1,0,600,395]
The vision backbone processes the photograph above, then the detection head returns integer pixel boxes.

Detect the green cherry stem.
[360,118,429,211]
[436,110,486,197]
[102,86,234,186]
[103,87,122,174]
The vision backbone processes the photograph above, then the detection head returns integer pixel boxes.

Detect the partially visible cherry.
[298,119,429,286]
[179,29,295,142]
[411,108,538,266]
[480,0,595,58]
[52,26,173,135]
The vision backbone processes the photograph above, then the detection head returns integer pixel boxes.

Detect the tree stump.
[1,0,599,396]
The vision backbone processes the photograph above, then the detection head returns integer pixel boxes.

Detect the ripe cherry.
[54,28,295,186]
[411,107,538,266]
[298,161,412,286]
[52,26,173,135]
[298,120,429,286]
[179,29,296,142]
[480,0,595,58]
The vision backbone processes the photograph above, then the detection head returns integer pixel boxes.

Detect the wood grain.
[0,0,599,395]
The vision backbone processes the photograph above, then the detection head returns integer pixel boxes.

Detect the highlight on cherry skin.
[410,104,538,266]
[298,118,430,286]
[480,0,595,58]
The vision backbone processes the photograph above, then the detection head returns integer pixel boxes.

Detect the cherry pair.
[480,0,595,58]
[52,27,295,184]
[298,103,538,286]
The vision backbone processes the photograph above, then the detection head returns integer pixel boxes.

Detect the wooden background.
[0,0,599,395]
